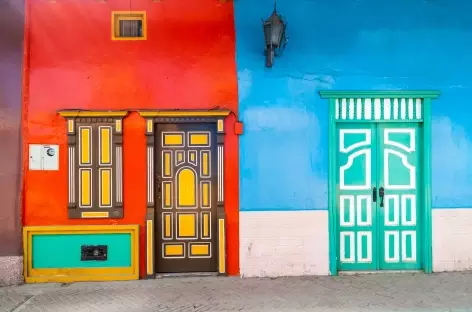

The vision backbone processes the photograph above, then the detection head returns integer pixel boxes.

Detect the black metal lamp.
[262,1,287,68]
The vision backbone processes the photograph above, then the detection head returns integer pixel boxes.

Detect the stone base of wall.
[239,210,329,277]
[433,208,472,272]
[0,256,23,286]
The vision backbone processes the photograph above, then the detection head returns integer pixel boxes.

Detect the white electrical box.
[29,144,59,171]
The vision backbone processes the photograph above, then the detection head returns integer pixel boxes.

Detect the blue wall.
[235,0,472,211]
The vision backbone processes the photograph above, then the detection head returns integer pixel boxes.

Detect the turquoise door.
[337,123,421,271]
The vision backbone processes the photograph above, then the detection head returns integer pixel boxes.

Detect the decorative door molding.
[137,109,231,278]
[57,110,129,219]
[320,90,440,276]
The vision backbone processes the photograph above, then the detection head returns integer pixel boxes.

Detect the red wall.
[23,0,239,276]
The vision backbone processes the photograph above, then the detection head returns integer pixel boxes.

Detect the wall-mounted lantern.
[262,1,287,68]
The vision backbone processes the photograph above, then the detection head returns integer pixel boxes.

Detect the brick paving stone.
[0,292,30,312]
[1,272,472,311]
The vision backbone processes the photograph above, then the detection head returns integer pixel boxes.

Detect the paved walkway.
[2,272,472,311]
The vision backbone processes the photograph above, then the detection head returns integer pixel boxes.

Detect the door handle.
[372,187,377,203]
[156,175,162,200]
[379,186,385,207]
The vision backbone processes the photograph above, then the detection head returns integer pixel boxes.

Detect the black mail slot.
[81,245,108,261]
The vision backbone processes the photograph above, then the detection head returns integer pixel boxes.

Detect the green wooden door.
[337,123,377,271]
[337,123,421,271]
[378,123,421,270]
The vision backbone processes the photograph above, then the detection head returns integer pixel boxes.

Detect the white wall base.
[433,208,472,272]
[239,210,329,277]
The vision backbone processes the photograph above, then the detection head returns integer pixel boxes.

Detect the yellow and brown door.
[155,123,218,273]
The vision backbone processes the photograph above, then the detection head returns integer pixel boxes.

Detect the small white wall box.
[29,144,59,171]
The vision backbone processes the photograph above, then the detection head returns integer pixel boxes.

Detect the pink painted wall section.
[0,0,24,257]
[23,0,240,276]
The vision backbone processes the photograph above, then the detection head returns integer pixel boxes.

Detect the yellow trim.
[115,119,122,132]
[146,119,153,133]
[23,225,139,283]
[146,220,153,275]
[24,274,138,283]
[217,119,224,132]
[58,110,129,118]
[138,110,232,117]
[30,267,134,277]
[111,11,147,41]
[59,109,232,118]
[67,119,74,133]
[81,211,109,218]
[218,219,226,274]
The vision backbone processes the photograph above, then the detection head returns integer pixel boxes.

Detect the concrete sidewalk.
[2,272,472,312]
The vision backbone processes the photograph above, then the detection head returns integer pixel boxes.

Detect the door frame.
[138,109,231,278]
[319,90,440,276]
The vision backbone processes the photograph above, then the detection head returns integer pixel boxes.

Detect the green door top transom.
[319,90,440,99]
[336,98,423,122]
[319,91,440,123]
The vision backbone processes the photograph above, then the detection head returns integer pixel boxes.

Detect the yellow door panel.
[189,243,211,258]
[79,127,92,165]
[163,182,172,208]
[177,169,197,207]
[201,212,211,239]
[163,151,172,178]
[177,213,197,238]
[163,243,185,258]
[201,181,211,208]
[163,132,184,147]
[99,126,112,165]
[200,151,210,177]
[99,168,112,207]
[162,213,172,239]
[188,132,210,146]
[80,168,92,207]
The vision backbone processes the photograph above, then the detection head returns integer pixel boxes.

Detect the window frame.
[111,11,147,41]
[58,110,129,219]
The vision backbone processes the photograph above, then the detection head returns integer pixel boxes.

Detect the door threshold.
[155,272,218,279]
[339,270,423,275]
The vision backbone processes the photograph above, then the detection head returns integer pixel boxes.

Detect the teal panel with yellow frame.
[23,225,139,283]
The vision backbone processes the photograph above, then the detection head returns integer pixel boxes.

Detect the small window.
[57,110,128,219]
[112,11,147,40]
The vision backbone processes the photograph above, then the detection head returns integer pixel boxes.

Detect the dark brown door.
[155,123,218,273]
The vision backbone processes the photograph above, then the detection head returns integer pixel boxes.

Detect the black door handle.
[372,187,377,203]
[156,175,162,200]
[379,186,385,207]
